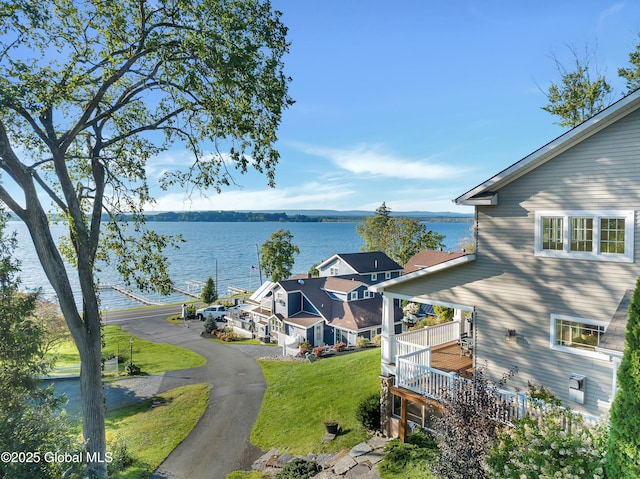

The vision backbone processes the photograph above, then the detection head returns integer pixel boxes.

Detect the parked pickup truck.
[196,304,227,321]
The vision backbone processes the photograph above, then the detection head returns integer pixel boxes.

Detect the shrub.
[312,346,324,358]
[186,304,196,319]
[379,431,438,476]
[431,365,517,479]
[203,317,218,334]
[274,458,319,479]
[334,341,347,352]
[356,336,370,348]
[125,361,141,376]
[607,277,640,478]
[355,392,380,431]
[371,334,382,347]
[107,435,135,473]
[487,408,608,479]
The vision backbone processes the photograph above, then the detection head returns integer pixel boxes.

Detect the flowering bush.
[312,346,325,358]
[403,302,420,315]
[486,408,608,479]
[334,341,347,352]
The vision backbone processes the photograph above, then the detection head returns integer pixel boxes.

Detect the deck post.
[400,397,408,443]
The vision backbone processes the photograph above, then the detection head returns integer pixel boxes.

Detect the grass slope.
[252,348,381,454]
[52,325,206,375]
[106,383,210,478]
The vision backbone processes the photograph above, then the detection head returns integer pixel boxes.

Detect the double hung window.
[535,210,634,262]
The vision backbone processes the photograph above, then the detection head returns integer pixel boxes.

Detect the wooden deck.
[430,341,473,379]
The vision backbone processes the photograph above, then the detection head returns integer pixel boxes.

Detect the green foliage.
[260,229,300,282]
[618,35,640,93]
[274,458,319,479]
[201,277,218,305]
[355,336,370,348]
[541,46,612,128]
[379,432,438,478]
[0,1,292,471]
[356,203,445,265]
[0,214,81,479]
[355,392,381,431]
[204,316,218,334]
[433,305,454,322]
[526,382,562,406]
[125,361,141,376]
[487,408,608,479]
[308,263,320,277]
[607,277,640,478]
[107,434,135,473]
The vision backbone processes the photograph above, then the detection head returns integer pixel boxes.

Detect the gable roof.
[276,275,403,332]
[456,88,640,206]
[404,250,470,274]
[317,252,403,275]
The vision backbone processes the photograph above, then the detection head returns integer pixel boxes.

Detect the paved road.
[104,306,270,479]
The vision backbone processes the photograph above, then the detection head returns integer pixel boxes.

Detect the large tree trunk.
[24,205,107,477]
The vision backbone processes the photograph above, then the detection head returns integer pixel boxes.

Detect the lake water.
[9,219,472,311]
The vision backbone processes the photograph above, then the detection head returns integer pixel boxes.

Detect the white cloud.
[151,180,356,211]
[293,142,466,180]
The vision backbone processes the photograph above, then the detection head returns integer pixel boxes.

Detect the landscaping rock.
[346,463,372,478]
[357,451,385,465]
[332,454,357,475]
[253,448,279,470]
[251,436,389,478]
[348,441,372,457]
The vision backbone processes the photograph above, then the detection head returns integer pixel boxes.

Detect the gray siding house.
[230,252,404,353]
[371,89,640,436]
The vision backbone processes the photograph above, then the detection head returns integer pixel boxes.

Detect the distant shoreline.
[141,211,474,223]
[8,210,474,224]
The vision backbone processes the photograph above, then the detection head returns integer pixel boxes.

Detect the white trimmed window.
[371,273,378,281]
[550,314,609,360]
[535,210,634,262]
[364,290,374,299]
[385,272,392,280]
[330,267,339,276]
[350,291,358,300]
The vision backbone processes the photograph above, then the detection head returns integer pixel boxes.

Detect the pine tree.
[606,278,640,477]
[201,277,218,305]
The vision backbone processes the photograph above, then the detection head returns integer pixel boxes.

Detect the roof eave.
[455,89,640,204]
[370,254,476,292]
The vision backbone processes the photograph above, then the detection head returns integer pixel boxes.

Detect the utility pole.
[255,244,263,284]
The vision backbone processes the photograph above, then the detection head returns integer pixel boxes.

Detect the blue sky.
[152,1,640,214]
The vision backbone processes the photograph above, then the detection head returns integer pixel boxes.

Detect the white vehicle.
[196,304,227,321]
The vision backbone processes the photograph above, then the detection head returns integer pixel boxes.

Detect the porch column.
[381,294,395,367]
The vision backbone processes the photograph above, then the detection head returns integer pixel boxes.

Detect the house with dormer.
[229,252,404,352]
[371,89,640,437]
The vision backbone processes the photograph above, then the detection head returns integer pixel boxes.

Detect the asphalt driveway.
[73,306,278,479]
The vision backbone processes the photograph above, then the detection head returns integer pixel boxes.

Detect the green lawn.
[51,325,206,375]
[106,384,210,478]
[251,348,381,454]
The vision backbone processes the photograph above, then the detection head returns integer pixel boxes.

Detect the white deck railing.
[394,320,461,360]
[396,353,599,427]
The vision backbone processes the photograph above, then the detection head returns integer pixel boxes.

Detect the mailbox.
[569,374,586,404]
